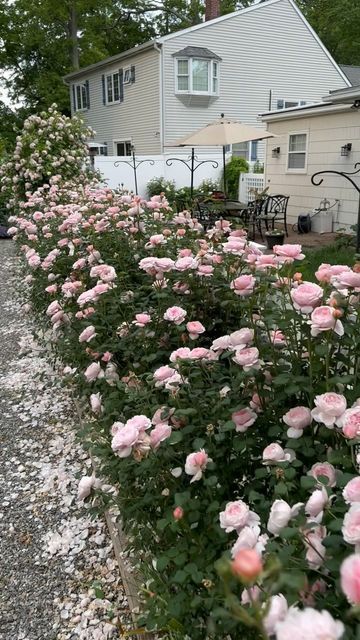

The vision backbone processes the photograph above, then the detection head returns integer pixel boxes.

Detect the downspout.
[154,42,164,154]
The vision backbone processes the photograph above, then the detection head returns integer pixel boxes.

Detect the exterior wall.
[161,0,347,158]
[70,48,161,155]
[263,109,360,229]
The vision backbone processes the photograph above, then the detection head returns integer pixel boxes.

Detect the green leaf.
[172,570,188,584]
[300,475,316,489]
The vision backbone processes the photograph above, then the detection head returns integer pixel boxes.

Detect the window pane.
[76,85,81,109]
[289,134,306,152]
[284,100,299,108]
[125,142,132,156]
[116,143,125,155]
[192,59,208,92]
[113,73,120,101]
[213,62,218,77]
[178,76,189,91]
[232,141,249,159]
[177,59,188,74]
[212,77,218,93]
[251,141,258,161]
[107,76,113,102]
[288,152,306,169]
[81,85,87,109]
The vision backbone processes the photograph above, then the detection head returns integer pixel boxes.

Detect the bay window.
[176,57,219,95]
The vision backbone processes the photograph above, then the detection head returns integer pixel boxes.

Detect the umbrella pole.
[190,147,194,199]
[222,145,227,202]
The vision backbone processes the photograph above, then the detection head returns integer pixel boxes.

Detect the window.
[232,141,249,159]
[115,140,132,156]
[74,83,88,111]
[176,58,219,95]
[287,133,308,171]
[106,72,120,104]
[277,99,307,110]
[123,68,131,84]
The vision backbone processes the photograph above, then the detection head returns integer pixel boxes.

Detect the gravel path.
[0,241,129,640]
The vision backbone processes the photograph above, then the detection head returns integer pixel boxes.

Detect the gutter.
[261,102,352,122]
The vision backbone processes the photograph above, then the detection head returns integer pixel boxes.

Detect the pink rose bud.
[231,549,263,581]
[173,506,184,520]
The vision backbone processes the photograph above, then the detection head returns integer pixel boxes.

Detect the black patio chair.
[194,199,219,230]
[243,198,267,240]
[257,195,290,238]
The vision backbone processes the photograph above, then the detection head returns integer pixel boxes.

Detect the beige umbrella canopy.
[169,114,276,197]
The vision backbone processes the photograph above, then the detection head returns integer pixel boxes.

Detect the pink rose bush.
[9,106,360,638]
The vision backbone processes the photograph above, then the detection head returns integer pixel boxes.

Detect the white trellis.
[239,172,265,202]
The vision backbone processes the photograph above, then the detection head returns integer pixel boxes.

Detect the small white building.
[63,0,348,164]
[261,85,360,231]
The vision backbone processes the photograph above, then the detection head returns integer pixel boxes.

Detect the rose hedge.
[5,111,360,640]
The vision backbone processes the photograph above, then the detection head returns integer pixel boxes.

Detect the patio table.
[205,199,248,217]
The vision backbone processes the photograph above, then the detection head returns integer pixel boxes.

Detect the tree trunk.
[69,1,79,70]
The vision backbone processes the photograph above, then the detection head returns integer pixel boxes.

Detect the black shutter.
[101,74,106,105]
[119,68,124,102]
[72,84,76,111]
[130,65,135,84]
[85,80,90,109]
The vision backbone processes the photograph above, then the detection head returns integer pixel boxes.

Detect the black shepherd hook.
[311,163,360,252]
[166,147,219,198]
[114,150,154,194]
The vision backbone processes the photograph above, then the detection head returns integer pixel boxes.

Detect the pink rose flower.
[229,328,254,348]
[333,270,360,291]
[263,594,288,636]
[90,393,103,414]
[84,362,104,382]
[343,477,360,504]
[232,347,260,370]
[231,525,268,557]
[90,264,117,282]
[273,244,305,263]
[230,274,256,297]
[111,423,139,458]
[134,313,151,327]
[197,264,214,277]
[275,607,344,640]
[153,365,177,386]
[262,443,295,464]
[283,406,312,439]
[126,415,151,431]
[232,408,257,432]
[169,347,192,362]
[340,554,360,604]
[305,528,326,569]
[173,506,184,520]
[311,392,347,428]
[211,335,231,351]
[45,284,58,294]
[189,347,215,360]
[186,321,206,340]
[337,406,360,439]
[342,504,360,546]
[77,475,96,501]
[231,549,263,581]
[163,306,187,324]
[154,257,175,273]
[185,449,212,482]
[219,500,260,533]
[79,325,97,343]
[309,462,337,487]
[305,487,329,520]
[290,281,323,314]
[267,500,303,536]
[310,306,344,337]
[150,423,172,449]
[174,256,198,271]
[315,263,350,283]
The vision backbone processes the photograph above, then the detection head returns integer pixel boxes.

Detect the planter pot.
[265,233,284,250]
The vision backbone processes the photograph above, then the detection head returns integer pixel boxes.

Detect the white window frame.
[175,57,219,96]
[123,68,132,85]
[286,131,309,174]
[277,99,307,110]
[113,139,133,156]
[74,83,88,112]
[106,72,120,105]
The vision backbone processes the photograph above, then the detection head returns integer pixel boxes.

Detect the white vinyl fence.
[94,153,226,197]
[239,172,265,203]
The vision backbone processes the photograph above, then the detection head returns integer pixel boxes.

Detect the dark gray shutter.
[101,74,106,105]
[130,65,135,84]
[119,68,124,102]
[72,84,76,111]
[85,80,90,109]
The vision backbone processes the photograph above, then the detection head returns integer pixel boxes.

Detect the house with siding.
[63,0,349,164]
[261,84,360,230]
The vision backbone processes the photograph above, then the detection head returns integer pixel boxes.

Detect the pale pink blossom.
[309,462,337,487]
[84,362,103,382]
[163,306,187,324]
[305,487,329,520]
[232,347,260,370]
[111,423,139,458]
[185,449,212,482]
[304,528,326,569]
[343,504,360,547]
[79,325,97,343]
[197,264,214,277]
[229,328,254,348]
[310,306,344,337]
[134,313,151,327]
[232,408,257,432]
[315,263,351,283]
[290,281,323,314]
[90,392,103,414]
[275,607,344,640]
[273,244,305,263]
[186,321,205,340]
[45,284,58,294]
[90,264,117,282]
[270,330,287,347]
[231,525,268,557]
[283,406,312,439]
[219,500,260,533]
[169,347,192,362]
[340,554,360,604]
[174,256,198,271]
[267,500,303,536]
[153,365,177,386]
[333,270,360,291]
[211,335,231,351]
[263,594,288,636]
[230,274,256,297]
[150,423,172,449]
[77,475,96,501]
[337,406,360,439]
[126,415,151,432]
[343,477,360,504]
[231,549,263,580]
[262,443,295,464]
[311,392,347,428]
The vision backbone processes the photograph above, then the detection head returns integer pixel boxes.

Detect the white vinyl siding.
[287,132,308,171]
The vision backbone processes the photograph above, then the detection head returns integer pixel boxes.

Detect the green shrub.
[147,176,176,202]
[223,156,249,199]
[252,160,264,173]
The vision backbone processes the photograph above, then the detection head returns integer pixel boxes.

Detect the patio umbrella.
[170,114,276,198]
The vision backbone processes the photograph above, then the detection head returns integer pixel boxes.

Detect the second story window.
[277,99,307,110]
[173,46,221,97]
[73,82,89,111]
[106,72,120,104]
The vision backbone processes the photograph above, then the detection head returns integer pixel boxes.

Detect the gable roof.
[340,65,360,87]
[171,46,222,60]
[64,0,350,86]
